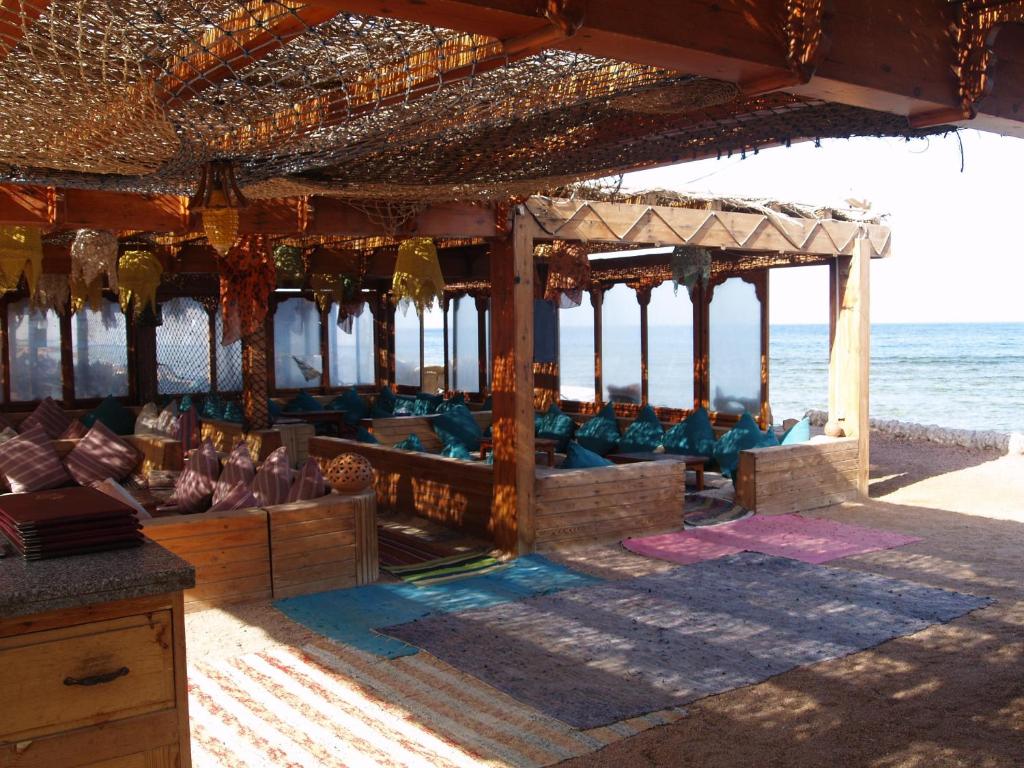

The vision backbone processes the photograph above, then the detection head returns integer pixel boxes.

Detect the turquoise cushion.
[284,390,323,413]
[327,387,368,426]
[781,417,811,445]
[436,393,466,414]
[222,400,244,424]
[81,395,135,436]
[575,403,620,456]
[481,395,492,411]
[267,398,283,420]
[376,387,396,414]
[618,404,665,453]
[394,434,425,452]
[413,392,443,415]
[200,393,225,420]
[535,404,576,452]
[713,413,775,479]
[440,443,472,460]
[371,403,395,418]
[433,404,483,451]
[178,394,194,413]
[662,406,717,458]
[355,426,379,443]
[393,395,417,416]
[560,442,613,469]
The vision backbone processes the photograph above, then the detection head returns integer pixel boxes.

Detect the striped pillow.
[65,421,140,486]
[212,442,256,505]
[252,446,291,507]
[208,481,258,512]
[170,439,220,513]
[59,419,88,439]
[0,424,73,493]
[134,402,161,435]
[20,397,71,439]
[286,457,327,502]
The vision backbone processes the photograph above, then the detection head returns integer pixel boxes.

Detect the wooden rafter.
[0,0,49,60]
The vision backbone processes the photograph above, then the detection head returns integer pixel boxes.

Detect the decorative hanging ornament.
[544,240,590,308]
[70,230,118,291]
[273,244,305,287]
[118,249,163,318]
[671,245,712,296]
[392,237,444,313]
[190,160,247,256]
[30,274,69,315]
[218,235,275,346]
[0,225,43,295]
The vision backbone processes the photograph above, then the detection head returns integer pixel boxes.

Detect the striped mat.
[189,638,687,768]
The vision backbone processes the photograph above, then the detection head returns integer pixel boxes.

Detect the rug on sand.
[275,554,599,658]
[682,495,750,527]
[383,553,991,729]
[188,639,686,768]
[624,513,922,565]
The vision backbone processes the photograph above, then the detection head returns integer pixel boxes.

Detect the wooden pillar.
[59,311,74,406]
[442,295,451,391]
[592,287,603,405]
[693,282,710,410]
[475,294,489,393]
[242,323,270,430]
[828,239,871,495]
[319,303,330,391]
[757,270,770,429]
[488,212,535,554]
[135,323,158,404]
[206,308,218,396]
[637,287,651,405]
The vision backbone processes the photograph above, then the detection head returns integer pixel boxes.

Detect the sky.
[618,130,1024,326]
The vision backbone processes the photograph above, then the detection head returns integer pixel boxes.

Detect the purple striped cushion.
[178,405,199,452]
[65,421,140,486]
[20,397,71,439]
[212,442,256,505]
[60,419,88,439]
[286,457,327,502]
[0,424,73,493]
[252,446,291,507]
[170,439,220,513]
[208,481,258,512]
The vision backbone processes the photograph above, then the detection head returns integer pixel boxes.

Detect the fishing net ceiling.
[0,0,948,204]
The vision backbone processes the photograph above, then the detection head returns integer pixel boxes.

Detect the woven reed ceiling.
[0,1,946,203]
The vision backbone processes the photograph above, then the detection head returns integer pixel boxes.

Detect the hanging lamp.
[191,160,247,256]
[71,229,119,291]
[0,225,43,295]
[118,249,163,318]
[392,237,444,313]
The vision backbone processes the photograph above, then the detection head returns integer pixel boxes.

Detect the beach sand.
[185,434,1024,767]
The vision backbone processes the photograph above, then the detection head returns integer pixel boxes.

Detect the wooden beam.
[488,212,536,554]
[307,199,496,239]
[0,1,49,61]
[324,0,1024,136]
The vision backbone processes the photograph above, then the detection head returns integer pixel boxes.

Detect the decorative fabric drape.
[118,249,163,317]
[671,245,712,295]
[392,237,444,313]
[0,225,43,294]
[218,234,275,346]
[311,269,363,333]
[544,240,591,308]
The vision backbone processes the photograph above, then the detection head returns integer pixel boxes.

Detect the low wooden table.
[609,452,708,490]
[479,437,560,467]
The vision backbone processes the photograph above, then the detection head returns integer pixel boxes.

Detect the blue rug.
[274,554,600,658]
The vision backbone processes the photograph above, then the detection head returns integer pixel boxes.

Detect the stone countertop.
[0,539,195,620]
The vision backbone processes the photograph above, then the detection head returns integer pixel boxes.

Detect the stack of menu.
[0,487,143,560]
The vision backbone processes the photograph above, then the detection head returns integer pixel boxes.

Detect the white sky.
[619,130,1024,326]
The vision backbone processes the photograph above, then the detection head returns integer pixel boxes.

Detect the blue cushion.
[81,395,136,436]
[415,392,444,415]
[200,393,225,420]
[178,394,194,413]
[713,413,775,479]
[377,387,397,413]
[662,406,717,458]
[481,395,492,411]
[326,387,368,426]
[535,404,575,452]
[394,433,425,452]
[267,398,283,420]
[781,417,811,445]
[284,390,323,413]
[371,403,396,418]
[560,442,613,469]
[393,395,417,416]
[355,426,379,443]
[436,393,466,414]
[222,400,244,424]
[575,403,620,456]
[433,404,483,451]
[440,443,472,460]
[618,404,664,453]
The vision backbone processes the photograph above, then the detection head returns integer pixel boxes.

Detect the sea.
[425,322,1024,434]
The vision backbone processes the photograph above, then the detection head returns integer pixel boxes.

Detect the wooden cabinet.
[0,593,191,768]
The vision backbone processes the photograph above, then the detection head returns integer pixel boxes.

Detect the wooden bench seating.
[360,411,493,452]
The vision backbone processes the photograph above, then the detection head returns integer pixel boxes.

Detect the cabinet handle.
[63,666,130,687]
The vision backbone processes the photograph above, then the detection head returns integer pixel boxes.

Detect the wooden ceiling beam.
[0,0,49,61]
[322,0,1024,137]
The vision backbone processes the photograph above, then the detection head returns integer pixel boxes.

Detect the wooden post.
[242,323,270,430]
[134,323,158,404]
[475,294,489,393]
[637,287,650,405]
[828,239,871,495]
[693,282,710,410]
[206,308,218,395]
[319,303,330,391]
[488,211,535,554]
[59,310,74,406]
[592,287,603,405]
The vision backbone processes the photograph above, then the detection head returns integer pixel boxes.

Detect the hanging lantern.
[543,240,590,308]
[273,244,305,287]
[671,245,712,295]
[71,273,105,313]
[0,225,43,295]
[392,237,444,313]
[31,274,70,315]
[118,249,163,317]
[70,230,119,291]
[190,160,247,256]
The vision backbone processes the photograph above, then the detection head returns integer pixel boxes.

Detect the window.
[394,305,421,387]
[214,311,243,392]
[72,299,128,399]
[7,298,62,401]
[447,295,480,392]
[558,291,595,401]
[709,277,762,415]
[422,300,444,371]
[328,302,374,386]
[274,297,322,389]
[647,282,694,409]
[156,297,211,395]
[602,284,641,404]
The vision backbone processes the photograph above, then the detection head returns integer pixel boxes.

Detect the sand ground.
[186,435,1024,767]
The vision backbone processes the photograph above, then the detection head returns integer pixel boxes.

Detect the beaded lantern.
[71,229,119,291]
[322,453,373,493]
[0,225,43,294]
[30,274,70,315]
[192,161,247,256]
[118,249,163,317]
[392,237,444,313]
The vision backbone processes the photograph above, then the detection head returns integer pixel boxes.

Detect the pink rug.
[623,514,921,565]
